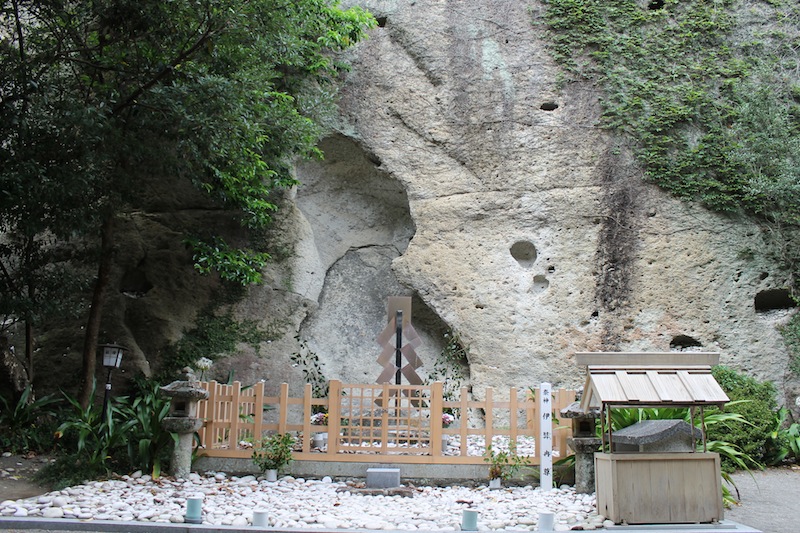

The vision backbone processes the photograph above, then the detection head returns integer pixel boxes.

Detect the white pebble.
[42,507,64,518]
[0,461,601,530]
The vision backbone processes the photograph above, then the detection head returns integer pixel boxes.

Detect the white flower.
[195,357,213,371]
[311,412,328,425]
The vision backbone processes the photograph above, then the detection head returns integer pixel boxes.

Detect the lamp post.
[100,343,125,418]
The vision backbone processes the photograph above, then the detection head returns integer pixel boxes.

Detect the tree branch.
[111,19,222,116]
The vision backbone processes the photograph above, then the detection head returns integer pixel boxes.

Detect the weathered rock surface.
[23,0,797,413]
[296,0,797,406]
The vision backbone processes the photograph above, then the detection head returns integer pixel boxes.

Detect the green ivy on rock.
[541,0,800,364]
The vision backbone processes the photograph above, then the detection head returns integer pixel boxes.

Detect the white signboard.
[539,382,553,492]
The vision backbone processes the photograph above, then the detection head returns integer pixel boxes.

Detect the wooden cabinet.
[595,452,723,524]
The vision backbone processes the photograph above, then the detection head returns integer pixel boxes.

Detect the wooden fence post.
[430,381,444,455]
[327,380,342,455]
[278,382,289,434]
[197,381,211,452]
[458,385,469,457]
[228,381,242,449]
[553,388,571,458]
[302,383,313,453]
[484,387,494,453]
[253,381,265,445]
[509,387,519,447]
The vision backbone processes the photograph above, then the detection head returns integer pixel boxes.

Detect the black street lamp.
[100,343,126,418]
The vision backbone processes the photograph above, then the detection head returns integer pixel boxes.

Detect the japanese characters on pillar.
[539,381,553,492]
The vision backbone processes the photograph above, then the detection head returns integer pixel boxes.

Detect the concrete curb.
[0,517,762,533]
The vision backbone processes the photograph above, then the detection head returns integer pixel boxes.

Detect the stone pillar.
[568,437,602,494]
[560,401,601,494]
[160,380,209,479]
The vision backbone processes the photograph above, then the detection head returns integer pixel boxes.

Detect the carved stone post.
[560,402,602,494]
[160,381,209,479]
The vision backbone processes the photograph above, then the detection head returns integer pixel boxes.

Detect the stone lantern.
[161,380,209,479]
[560,401,602,494]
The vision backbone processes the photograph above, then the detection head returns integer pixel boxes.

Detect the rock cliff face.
[60,0,796,410]
[282,0,797,405]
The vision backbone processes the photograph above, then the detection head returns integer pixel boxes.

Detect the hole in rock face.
[648,0,664,9]
[376,16,387,27]
[510,241,537,267]
[754,288,797,312]
[532,275,549,293]
[540,102,559,111]
[119,268,153,298]
[547,265,556,274]
[670,335,702,350]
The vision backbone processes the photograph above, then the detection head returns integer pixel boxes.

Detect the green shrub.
[708,366,779,471]
[0,386,62,453]
[44,381,136,486]
[41,377,180,486]
[115,376,178,478]
[252,433,295,473]
[781,313,800,376]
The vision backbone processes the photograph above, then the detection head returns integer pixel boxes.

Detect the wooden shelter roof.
[576,352,729,410]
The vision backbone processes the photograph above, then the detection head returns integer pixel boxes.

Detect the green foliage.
[291,335,329,403]
[157,308,274,381]
[484,443,530,480]
[185,237,270,286]
[608,366,790,476]
[780,312,800,375]
[115,377,178,478]
[708,366,779,470]
[0,386,61,453]
[787,421,800,461]
[49,382,137,486]
[541,0,800,293]
[0,0,376,383]
[425,330,470,417]
[252,433,295,472]
[40,377,180,486]
[763,407,789,466]
[606,372,775,474]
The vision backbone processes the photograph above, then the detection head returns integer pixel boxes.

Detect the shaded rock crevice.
[593,145,642,350]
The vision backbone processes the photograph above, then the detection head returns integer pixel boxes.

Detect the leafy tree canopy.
[0,0,375,399]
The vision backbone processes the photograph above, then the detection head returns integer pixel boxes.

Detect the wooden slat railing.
[195,380,576,465]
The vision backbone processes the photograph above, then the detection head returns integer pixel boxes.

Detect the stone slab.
[366,467,400,488]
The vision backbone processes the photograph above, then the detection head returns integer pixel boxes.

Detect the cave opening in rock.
[754,288,797,312]
[510,240,537,267]
[540,102,559,111]
[119,267,153,298]
[648,0,665,9]
[670,335,702,350]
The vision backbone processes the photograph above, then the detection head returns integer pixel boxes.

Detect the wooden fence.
[196,380,576,465]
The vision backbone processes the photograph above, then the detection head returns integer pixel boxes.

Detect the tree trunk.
[24,320,33,386]
[78,216,114,409]
[24,235,34,386]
